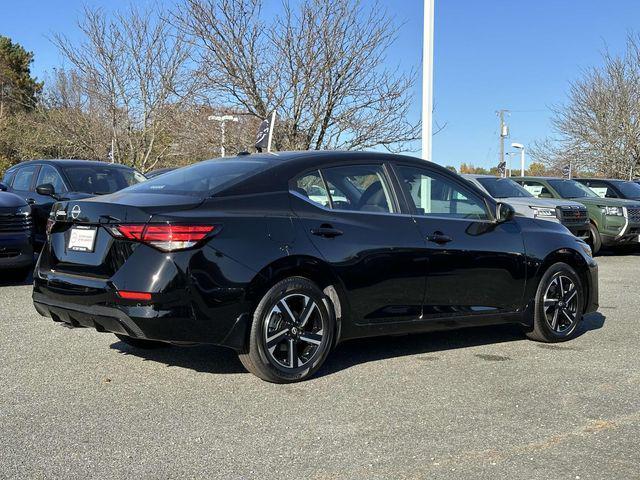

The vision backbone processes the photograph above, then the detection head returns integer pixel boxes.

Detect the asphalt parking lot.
[1,252,639,480]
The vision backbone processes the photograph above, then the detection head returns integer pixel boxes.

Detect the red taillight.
[117,290,152,301]
[112,224,216,251]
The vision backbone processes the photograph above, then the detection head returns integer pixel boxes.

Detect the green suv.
[513,176,640,254]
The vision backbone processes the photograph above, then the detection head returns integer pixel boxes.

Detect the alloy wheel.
[263,293,326,370]
[543,274,579,334]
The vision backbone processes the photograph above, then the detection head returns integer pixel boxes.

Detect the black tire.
[587,223,602,255]
[114,334,168,349]
[238,277,335,383]
[526,262,584,343]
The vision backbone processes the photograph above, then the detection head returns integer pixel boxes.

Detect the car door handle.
[26,198,36,205]
[426,232,452,244]
[311,225,344,238]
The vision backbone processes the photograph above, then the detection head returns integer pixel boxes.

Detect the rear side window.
[127,159,270,196]
[12,165,38,191]
[320,164,394,213]
[295,171,330,208]
[63,165,145,194]
[397,165,488,220]
[37,165,68,193]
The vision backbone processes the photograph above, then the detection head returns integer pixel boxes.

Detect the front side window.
[12,165,38,191]
[547,179,597,199]
[611,180,640,198]
[519,180,554,198]
[397,166,489,220]
[37,165,68,193]
[320,164,394,213]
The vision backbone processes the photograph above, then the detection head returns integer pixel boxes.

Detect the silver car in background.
[463,174,590,239]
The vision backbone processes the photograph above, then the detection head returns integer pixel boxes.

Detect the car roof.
[462,174,503,179]
[575,177,631,183]
[7,159,136,170]
[512,176,565,181]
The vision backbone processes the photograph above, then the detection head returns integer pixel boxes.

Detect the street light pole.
[422,0,434,161]
[208,115,239,157]
[511,142,525,176]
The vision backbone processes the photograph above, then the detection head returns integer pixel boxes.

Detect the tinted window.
[63,165,146,194]
[295,171,330,207]
[12,165,38,191]
[584,181,617,198]
[320,165,394,213]
[2,169,16,186]
[398,166,488,220]
[547,179,598,199]
[37,165,68,193]
[127,159,269,196]
[476,177,532,198]
[611,180,640,198]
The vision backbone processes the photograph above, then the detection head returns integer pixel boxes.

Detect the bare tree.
[532,33,640,179]
[53,5,199,172]
[175,0,420,152]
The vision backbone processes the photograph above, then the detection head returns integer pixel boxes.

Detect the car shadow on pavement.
[109,312,606,378]
[316,312,607,378]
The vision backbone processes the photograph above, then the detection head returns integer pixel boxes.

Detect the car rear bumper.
[32,273,252,350]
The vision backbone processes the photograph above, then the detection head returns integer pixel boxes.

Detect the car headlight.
[531,206,557,218]
[601,206,623,216]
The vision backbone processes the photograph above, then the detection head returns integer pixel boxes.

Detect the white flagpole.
[422,0,435,161]
[267,111,276,153]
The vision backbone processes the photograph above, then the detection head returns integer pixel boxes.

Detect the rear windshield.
[476,177,532,198]
[125,158,270,196]
[63,165,146,195]
[547,179,598,199]
[611,180,640,198]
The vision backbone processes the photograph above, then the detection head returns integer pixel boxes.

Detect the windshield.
[63,165,146,194]
[126,158,270,196]
[611,180,640,198]
[476,177,532,198]
[547,179,598,198]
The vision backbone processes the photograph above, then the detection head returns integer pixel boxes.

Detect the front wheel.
[526,262,584,343]
[587,223,602,255]
[238,277,335,383]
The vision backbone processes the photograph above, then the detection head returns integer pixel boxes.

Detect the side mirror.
[496,202,515,223]
[0,182,7,191]
[36,183,56,197]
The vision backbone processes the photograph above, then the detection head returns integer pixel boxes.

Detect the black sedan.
[32,151,598,382]
[1,159,146,247]
[0,190,34,280]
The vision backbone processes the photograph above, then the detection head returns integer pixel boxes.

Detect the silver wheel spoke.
[558,276,565,297]
[298,298,317,328]
[561,308,575,323]
[544,298,558,308]
[288,338,298,368]
[564,287,577,304]
[299,332,323,345]
[266,328,288,349]
[550,306,560,330]
[278,299,298,325]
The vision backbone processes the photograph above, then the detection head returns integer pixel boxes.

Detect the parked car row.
[512,176,640,254]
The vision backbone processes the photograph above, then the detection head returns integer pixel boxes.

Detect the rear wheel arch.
[246,255,348,344]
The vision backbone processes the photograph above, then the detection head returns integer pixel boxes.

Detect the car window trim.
[388,162,495,222]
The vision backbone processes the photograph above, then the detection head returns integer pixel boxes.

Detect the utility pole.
[498,110,509,171]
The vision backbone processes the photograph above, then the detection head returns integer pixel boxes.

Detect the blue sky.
[1,0,639,169]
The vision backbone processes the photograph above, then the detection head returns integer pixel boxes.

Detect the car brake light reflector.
[117,290,152,301]
[113,224,216,251]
